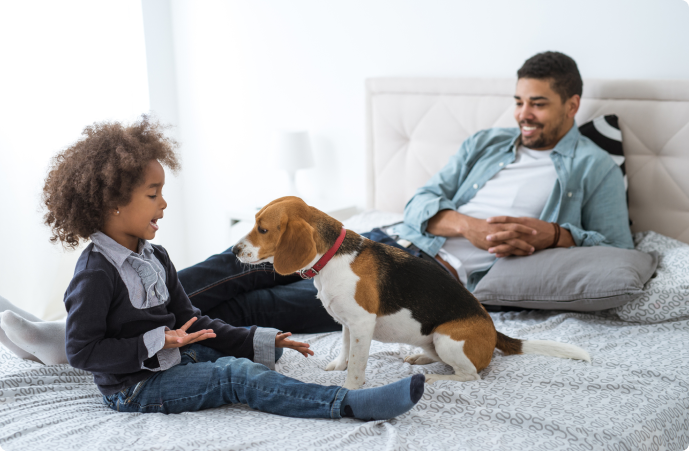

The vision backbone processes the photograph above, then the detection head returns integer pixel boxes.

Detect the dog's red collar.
[297,227,347,279]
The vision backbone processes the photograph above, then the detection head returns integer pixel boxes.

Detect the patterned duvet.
[1,214,688,451]
[1,309,688,451]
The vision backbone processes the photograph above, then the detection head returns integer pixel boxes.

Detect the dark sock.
[339,374,425,421]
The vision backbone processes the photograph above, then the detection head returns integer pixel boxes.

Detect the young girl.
[38,116,424,420]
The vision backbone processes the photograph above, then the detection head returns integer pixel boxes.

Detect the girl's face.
[103,159,167,252]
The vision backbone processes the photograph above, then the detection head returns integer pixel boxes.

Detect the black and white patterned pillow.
[579,114,626,186]
[578,114,631,223]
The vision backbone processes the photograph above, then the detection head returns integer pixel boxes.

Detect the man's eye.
[148,195,157,199]
[533,103,544,107]
[258,227,268,234]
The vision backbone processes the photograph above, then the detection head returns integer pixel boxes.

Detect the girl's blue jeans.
[103,343,347,418]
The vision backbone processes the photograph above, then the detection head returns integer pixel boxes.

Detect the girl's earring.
[115,210,120,215]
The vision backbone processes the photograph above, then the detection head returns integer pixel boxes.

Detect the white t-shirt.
[438,146,558,284]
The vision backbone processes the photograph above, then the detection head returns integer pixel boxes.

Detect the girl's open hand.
[163,317,216,349]
[275,332,314,358]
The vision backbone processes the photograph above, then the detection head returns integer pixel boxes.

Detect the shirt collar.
[90,231,153,268]
[510,121,580,157]
[550,121,579,157]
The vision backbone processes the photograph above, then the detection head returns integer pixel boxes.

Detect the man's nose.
[519,105,534,122]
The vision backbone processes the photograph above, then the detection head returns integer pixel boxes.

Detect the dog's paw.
[424,373,480,384]
[424,374,439,384]
[342,378,364,390]
[404,353,436,365]
[325,358,348,371]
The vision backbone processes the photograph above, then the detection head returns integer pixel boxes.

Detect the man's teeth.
[523,126,537,130]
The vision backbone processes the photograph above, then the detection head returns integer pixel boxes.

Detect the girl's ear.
[273,218,317,275]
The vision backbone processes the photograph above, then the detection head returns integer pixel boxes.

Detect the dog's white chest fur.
[313,253,430,347]
[313,254,364,324]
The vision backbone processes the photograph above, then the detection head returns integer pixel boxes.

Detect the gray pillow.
[473,247,658,312]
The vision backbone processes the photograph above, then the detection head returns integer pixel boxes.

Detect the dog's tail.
[495,331,591,362]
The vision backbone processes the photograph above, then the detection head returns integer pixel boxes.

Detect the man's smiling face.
[513,78,579,150]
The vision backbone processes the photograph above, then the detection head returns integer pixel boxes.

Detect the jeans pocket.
[125,378,150,403]
[181,348,198,363]
[114,379,150,411]
[102,390,128,412]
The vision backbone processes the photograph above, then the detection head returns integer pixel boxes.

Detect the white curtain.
[0,1,150,319]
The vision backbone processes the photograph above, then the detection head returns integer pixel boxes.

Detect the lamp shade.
[276,131,315,173]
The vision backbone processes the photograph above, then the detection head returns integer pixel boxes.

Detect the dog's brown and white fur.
[233,197,590,389]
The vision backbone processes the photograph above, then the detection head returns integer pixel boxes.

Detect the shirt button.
[499,162,504,167]
[473,184,478,189]
[568,192,573,197]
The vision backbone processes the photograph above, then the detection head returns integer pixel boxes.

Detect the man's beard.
[521,115,568,149]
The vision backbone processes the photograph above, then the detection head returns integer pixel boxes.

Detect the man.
[0,52,633,364]
[395,51,633,290]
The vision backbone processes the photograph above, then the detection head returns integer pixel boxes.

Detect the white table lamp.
[276,131,315,197]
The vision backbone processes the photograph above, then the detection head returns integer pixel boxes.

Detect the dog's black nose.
[232,243,243,255]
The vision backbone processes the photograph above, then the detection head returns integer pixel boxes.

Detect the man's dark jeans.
[177,229,410,334]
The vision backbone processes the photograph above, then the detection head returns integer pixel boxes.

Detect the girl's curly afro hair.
[42,115,180,249]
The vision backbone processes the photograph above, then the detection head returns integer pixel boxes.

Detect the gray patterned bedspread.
[1,310,688,451]
[1,212,689,451]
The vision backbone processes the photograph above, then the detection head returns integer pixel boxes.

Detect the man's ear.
[567,94,580,118]
[273,218,318,275]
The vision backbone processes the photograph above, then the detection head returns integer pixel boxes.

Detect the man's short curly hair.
[517,51,583,103]
[42,115,180,249]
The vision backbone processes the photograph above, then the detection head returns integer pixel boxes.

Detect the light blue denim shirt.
[396,123,634,291]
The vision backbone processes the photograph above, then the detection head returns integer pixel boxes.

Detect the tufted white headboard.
[366,78,689,243]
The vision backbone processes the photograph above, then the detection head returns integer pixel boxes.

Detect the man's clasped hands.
[428,210,575,258]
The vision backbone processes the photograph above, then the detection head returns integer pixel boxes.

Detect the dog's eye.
[258,227,268,234]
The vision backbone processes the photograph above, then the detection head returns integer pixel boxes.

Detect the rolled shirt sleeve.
[253,327,280,370]
[143,326,167,358]
[559,224,607,247]
[142,326,181,372]
[405,195,457,235]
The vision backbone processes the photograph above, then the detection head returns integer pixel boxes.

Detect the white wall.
[150,0,689,267]
[140,0,190,267]
[0,1,150,318]
[2,0,688,317]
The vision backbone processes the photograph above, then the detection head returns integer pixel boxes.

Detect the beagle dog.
[233,196,590,390]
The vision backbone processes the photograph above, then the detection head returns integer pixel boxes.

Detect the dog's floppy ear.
[273,217,318,275]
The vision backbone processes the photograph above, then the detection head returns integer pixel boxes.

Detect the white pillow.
[612,231,689,322]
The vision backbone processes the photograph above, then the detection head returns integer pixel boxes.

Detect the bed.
[2,78,689,451]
